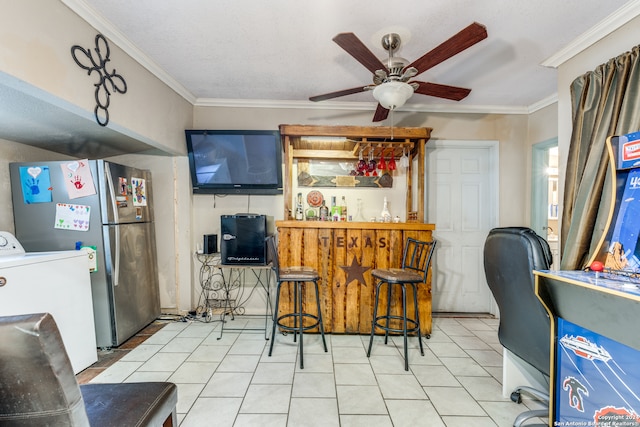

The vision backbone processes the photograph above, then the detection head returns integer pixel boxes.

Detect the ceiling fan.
[309,22,487,122]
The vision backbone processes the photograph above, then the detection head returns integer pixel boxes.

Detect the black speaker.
[203,234,218,254]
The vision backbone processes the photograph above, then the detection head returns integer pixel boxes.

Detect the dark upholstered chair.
[483,227,552,427]
[0,312,177,426]
[367,238,437,371]
[266,235,327,369]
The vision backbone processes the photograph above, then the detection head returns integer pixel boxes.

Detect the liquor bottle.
[381,197,391,222]
[340,196,348,221]
[319,200,329,221]
[295,193,304,220]
[330,196,340,221]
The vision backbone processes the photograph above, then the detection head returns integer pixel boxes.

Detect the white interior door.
[426,140,498,313]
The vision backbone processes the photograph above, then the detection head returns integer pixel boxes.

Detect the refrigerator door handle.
[105,163,120,287]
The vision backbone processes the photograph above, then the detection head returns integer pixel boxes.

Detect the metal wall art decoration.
[71,33,127,127]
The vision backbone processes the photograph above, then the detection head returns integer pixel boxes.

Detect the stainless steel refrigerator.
[9,160,160,348]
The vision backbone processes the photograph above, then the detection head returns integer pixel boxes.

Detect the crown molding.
[61,0,197,104]
[542,0,640,68]
[194,97,534,115]
[528,94,558,113]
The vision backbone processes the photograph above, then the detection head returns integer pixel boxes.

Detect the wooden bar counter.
[275,220,435,335]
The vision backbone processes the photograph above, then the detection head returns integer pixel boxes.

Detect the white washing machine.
[0,231,97,373]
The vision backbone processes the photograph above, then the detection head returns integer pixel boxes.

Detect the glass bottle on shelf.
[330,196,340,221]
[340,196,348,221]
[381,197,392,222]
[295,193,304,220]
[354,198,366,222]
[319,200,329,221]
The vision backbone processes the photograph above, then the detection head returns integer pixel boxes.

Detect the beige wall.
[529,103,559,146]
[0,0,192,154]
[189,106,536,313]
[525,103,560,225]
[187,106,539,315]
[0,0,194,313]
[193,106,533,232]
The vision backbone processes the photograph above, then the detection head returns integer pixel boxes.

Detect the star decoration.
[339,256,371,287]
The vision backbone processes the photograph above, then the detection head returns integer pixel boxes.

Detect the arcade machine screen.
[606,167,640,272]
[599,131,640,277]
[555,131,640,425]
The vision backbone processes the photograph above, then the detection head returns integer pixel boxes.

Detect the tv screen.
[185,130,283,195]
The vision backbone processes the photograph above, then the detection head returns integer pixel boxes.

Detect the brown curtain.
[561,45,640,270]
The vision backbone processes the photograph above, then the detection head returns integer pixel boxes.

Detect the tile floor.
[82,315,546,426]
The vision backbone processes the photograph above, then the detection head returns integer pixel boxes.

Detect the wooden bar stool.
[367,238,437,371]
[266,236,327,369]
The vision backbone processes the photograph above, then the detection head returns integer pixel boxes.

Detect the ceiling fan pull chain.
[390,109,395,140]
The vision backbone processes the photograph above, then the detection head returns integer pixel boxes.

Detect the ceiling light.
[372,81,414,110]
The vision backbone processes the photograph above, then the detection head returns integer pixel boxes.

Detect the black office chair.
[366,238,437,371]
[266,235,327,369]
[483,227,552,427]
[0,312,177,426]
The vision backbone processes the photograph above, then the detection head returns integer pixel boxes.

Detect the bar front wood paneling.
[276,220,435,335]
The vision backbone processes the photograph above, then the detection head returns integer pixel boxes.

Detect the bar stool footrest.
[276,313,322,333]
[373,314,420,335]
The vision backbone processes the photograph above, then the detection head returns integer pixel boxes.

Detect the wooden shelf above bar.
[279,124,432,221]
[279,124,430,139]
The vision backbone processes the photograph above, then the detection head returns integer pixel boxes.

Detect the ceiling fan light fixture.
[372,81,414,110]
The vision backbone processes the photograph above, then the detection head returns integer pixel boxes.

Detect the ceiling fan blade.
[412,81,471,101]
[407,22,487,75]
[333,32,388,74]
[372,104,389,122]
[309,86,367,102]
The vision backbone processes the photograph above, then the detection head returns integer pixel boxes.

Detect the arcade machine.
[535,131,640,425]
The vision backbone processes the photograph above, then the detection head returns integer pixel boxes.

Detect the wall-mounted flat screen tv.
[185,130,283,195]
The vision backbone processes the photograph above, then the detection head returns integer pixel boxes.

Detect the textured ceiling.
[73,0,635,113]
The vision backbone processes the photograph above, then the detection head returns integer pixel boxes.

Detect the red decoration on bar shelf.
[377,150,387,170]
[388,150,396,171]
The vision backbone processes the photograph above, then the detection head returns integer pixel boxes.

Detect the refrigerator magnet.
[116,196,128,208]
[118,177,128,196]
[60,160,97,199]
[131,177,147,206]
[82,245,98,272]
[136,207,143,220]
[19,165,52,204]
